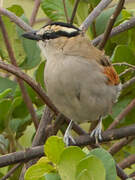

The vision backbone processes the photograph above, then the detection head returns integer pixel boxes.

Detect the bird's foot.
[90,117,102,144]
[64,120,76,146]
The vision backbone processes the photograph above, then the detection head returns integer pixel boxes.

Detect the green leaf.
[16,15,41,70]
[58,146,86,180]
[90,0,101,8]
[89,148,117,180]
[77,169,93,180]
[0,99,12,131]
[41,0,72,22]
[24,162,53,180]
[7,4,24,16]
[95,7,122,36]
[44,173,61,180]
[44,136,65,164]
[8,97,22,118]
[35,61,45,89]
[0,88,12,100]
[76,155,106,180]
[0,76,17,94]
[111,45,135,73]
[0,16,25,64]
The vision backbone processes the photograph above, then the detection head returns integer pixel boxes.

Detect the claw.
[90,117,102,144]
[64,120,76,146]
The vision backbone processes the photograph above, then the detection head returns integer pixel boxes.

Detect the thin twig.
[119,68,134,77]
[109,136,135,155]
[98,0,125,50]
[116,164,129,179]
[118,154,135,169]
[29,0,40,26]
[113,62,135,69]
[92,17,135,46]
[122,76,135,89]
[0,16,38,129]
[80,0,113,31]
[108,98,135,130]
[62,0,70,23]
[1,163,21,180]
[0,59,58,114]
[0,7,32,31]
[70,0,80,24]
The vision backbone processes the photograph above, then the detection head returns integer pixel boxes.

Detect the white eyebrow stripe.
[59,27,78,33]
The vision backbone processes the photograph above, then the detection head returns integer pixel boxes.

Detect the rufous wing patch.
[103,66,120,85]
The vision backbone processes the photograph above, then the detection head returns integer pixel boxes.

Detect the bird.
[23,22,121,145]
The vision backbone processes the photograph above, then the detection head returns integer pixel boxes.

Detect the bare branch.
[1,163,21,180]
[119,154,135,169]
[116,164,129,179]
[122,76,135,89]
[98,0,125,50]
[108,98,135,130]
[109,137,135,155]
[0,16,38,129]
[62,0,70,23]
[30,0,41,26]
[113,62,135,69]
[70,0,80,24]
[80,0,113,31]
[0,59,58,114]
[0,7,32,31]
[92,17,135,46]
[1,124,135,167]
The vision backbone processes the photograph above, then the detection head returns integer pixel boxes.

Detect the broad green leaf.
[35,61,45,89]
[8,96,22,118]
[24,162,53,180]
[41,0,72,22]
[7,4,24,16]
[90,148,117,180]
[44,136,65,164]
[90,0,101,8]
[76,155,106,180]
[0,16,25,64]
[0,76,17,94]
[77,169,93,180]
[0,99,12,131]
[58,146,86,180]
[44,173,61,180]
[0,88,12,100]
[16,15,41,70]
[95,7,122,36]
[111,45,135,73]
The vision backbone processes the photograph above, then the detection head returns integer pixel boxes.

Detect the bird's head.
[23,22,80,41]
[22,22,81,57]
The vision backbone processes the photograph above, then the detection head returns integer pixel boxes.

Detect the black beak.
[22,31,42,41]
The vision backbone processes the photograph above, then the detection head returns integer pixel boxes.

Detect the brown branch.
[29,0,41,26]
[118,154,135,169]
[1,124,135,168]
[19,107,54,180]
[108,98,135,130]
[0,59,58,114]
[0,16,38,129]
[98,0,125,50]
[116,164,129,180]
[92,17,135,46]
[109,136,135,155]
[80,0,113,31]
[70,0,80,24]
[1,163,21,180]
[0,7,32,31]
[62,0,70,23]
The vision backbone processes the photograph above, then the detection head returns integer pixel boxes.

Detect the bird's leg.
[64,120,76,146]
[90,116,102,144]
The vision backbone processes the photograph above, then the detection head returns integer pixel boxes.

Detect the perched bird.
[23,22,121,145]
